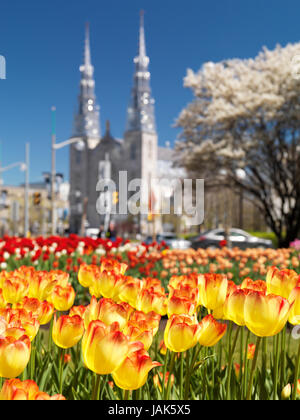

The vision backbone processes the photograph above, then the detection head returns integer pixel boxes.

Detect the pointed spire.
[72,23,101,140]
[84,22,92,68]
[139,10,146,58]
[126,11,156,134]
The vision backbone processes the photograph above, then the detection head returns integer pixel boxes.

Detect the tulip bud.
[281,383,291,399]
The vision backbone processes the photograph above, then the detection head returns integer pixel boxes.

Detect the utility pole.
[24,142,29,236]
[51,106,56,235]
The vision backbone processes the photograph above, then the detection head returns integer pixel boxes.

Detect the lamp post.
[50,106,85,235]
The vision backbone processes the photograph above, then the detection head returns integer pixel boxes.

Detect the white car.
[144,233,192,249]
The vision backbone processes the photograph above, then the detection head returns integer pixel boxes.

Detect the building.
[0,181,69,236]
[69,13,174,236]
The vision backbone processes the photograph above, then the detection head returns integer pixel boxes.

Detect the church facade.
[69,14,160,235]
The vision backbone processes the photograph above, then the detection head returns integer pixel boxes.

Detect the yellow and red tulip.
[0,332,31,378]
[244,291,292,337]
[198,314,227,347]
[52,314,84,349]
[164,314,201,353]
[49,284,76,312]
[112,344,161,390]
[81,320,130,375]
[78,263,99,288]
[266,266,299,299]
[198,273,228,311]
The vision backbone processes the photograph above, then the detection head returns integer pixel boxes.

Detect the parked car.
[191,228,273,250]
[144,232,192,250]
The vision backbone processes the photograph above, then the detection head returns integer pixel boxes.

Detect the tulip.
[123,323,154,351]
[28,271,57,301]
[69,304,87,319]
[95,270,127,301]
[50,270,70,287]
[266,266,299,299]
[118,277,144,307]
[52,314,84,349]
[281,383,291,400]
[0,378,65,400]
[136,289,167,316]
[164,314,201,353]
[212,280,238,320]
[198,315,227,347]
[234,363,242,379]
[129,310,161,335]
[16,297,54,325]
[78,263,98,288]
[247,343,256,360]
[112,345,161,390]
[166,295,196,317]
[244,291,292,337]
[81,320,130,375]
[223,288,247,326]
[0,333,31,378]
[0,378,39,400]
[0,289,8,309]
[2,276,29,304]
[159,338,167,355]
[240,277,267,293]
[100,259,128,275]
[49,284,76,311]
[198,273,228,311]
[153,371,174,393]
[34,392,66,400]
[287,287,300,325]
[83,296,131,330]
[8,309,40,342]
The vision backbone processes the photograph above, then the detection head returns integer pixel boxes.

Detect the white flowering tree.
[176,43,300,247]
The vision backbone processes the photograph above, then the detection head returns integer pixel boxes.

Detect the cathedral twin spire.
[72,12,156,140]
[72,22,101,139]
[126,11,156,134]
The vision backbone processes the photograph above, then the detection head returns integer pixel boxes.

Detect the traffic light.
[33,192,41,206]
[112,191,119,204]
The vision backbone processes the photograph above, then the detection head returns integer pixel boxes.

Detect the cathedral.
[69,13,164,235]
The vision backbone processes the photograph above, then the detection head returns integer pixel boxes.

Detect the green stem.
[273,333,280,400]
[179,352,184,400]
[242,329,250,400]
[184,344,202,399]
[292,338,300,400]
[30,344,35,380]
[48,316,54,352]
[59,348,65,395]
[246,336,261,400]
[226,326,240,400]
[161,349,169,398]
[91,374,102,400]
[123,389,130,400]
[165,352,176,400]
[239,327,244,380]
[280,326,286,388]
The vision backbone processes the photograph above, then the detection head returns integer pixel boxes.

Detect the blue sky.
[1,0,300,185]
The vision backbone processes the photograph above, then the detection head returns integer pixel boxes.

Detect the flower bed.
[0,236,299,400]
